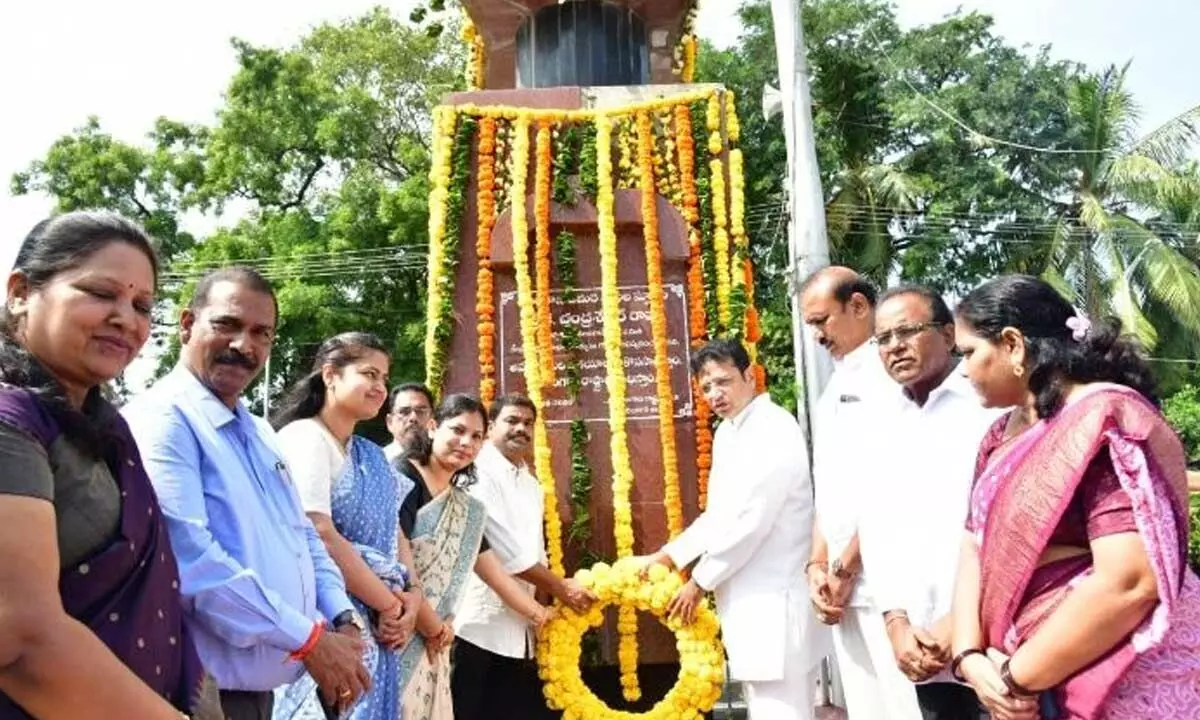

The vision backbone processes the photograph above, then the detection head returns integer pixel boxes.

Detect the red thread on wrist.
[289,620,326,662]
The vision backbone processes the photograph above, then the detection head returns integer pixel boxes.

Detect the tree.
[12,9,464,417]
[1026,65,1200,359]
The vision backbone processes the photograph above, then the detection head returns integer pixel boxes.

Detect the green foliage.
[12,9,465,415]
[1164,385,1200,464]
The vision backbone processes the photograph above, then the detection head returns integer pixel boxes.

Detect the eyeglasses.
[392,406,431,419]
[872,322,942,348]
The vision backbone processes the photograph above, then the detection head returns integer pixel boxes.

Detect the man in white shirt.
[800,266,921,719]
[381,382,434,463]
[860,286,1000,719]
[640,339,822,720]
[451,394,596,720]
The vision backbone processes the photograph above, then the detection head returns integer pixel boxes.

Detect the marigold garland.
[476,117,498,406]
[534,120,556,387]
[637,112,685,541]
[727,147,749,339]
[595,113,641,701]
[709,157,731,333]
[424,109,473,396]
[510,114,565,576]
[461,17,486,91]
[538,560,725,720]
[690,100,719,339]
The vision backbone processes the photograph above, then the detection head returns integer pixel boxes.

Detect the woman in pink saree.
[949,275,1200,720]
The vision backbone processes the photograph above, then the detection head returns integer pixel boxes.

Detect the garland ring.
[538,559,726,720]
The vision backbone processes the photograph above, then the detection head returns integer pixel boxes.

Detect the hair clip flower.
[1066,310,1091,342]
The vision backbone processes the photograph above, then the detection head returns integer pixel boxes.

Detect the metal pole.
[769,0,838,708]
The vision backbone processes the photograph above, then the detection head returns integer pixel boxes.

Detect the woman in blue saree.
[270,333,423,720]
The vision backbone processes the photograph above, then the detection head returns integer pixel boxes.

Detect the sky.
[2,0,1198,278]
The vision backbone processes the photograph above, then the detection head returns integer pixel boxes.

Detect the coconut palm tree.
[1037,63,1200,353]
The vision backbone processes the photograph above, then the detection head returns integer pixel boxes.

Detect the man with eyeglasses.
[800,267,922,719]
[382,383,434,471]
[858,285,1002,719]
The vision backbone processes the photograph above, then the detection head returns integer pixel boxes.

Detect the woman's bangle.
[804,560,827,575]
[1000,657,1037,696]
[949,648,985,682]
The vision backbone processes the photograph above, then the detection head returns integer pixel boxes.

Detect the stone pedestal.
[440,86,705,663]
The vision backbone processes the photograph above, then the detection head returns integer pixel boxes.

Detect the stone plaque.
[498,283,693,424]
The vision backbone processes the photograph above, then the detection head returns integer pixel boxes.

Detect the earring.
[1012,364,1025,378]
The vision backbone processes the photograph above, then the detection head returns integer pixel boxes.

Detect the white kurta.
[664,393,826,685]
[860,369,1003,684]
[811,341,895,608]
[811,341,920,719]
[454,443,545,659]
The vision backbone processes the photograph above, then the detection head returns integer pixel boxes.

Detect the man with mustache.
[799,267,922,719]
[859,285,1001,719]
[382,382,434,465]
[124,267,370,720]
[451,394,596,720]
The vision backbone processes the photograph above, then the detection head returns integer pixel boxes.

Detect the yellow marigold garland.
[538,560,725,720]
[423,107,457,393]
[461,17,486,91]
[637,111,684,541]
[534,120,556,387]
[511,114,564,575]
[709,157,731,332]
[595,114,641,701]
[476,117,498,406]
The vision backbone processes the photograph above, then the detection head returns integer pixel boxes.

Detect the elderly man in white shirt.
[381,382,434,463]
[800,266,922,719]
[451,394,595,720]
[639,339,823,720]
[860,286,1002,719]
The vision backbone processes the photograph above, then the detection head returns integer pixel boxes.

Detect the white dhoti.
[830,607,921,720]
[738,599,819,720]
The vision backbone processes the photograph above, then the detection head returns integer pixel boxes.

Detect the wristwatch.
[333,610,366,633]
[829,557,856,580]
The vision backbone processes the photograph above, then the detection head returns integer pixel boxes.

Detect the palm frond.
[1115,215,1200,343]
[1128,104,1200,168]
[1102,231,1159,348]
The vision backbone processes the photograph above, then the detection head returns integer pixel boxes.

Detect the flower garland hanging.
[538,560,726,720]
[511,114,565,576]
[476,116,498,406]
[691,99,719,338]
[673,103,714,509]
[706,93,732,333]
[672,0,699,83]
[727,146,749,340]
[424,109,474,396]
[534,120,556,387]
[461,16,486,91]
[595,113,641,702]
[637,111,684,540]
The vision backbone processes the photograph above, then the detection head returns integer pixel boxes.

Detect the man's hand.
[885,615,946,682]
[302,626,370,715]
[666,579,705,625]
[806,563,843,625]
[634,551,675,578]
[556,578,597,613]
[825,570,857,608]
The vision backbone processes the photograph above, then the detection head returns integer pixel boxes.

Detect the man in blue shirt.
[125,267,369,720]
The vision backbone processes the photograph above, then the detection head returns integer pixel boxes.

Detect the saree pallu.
[399,486,488,720]
[971,384,1200,719]
[0,387,209,718]
[274,437,413,720]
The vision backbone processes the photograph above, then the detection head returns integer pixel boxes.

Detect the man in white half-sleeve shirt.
[639,339,824,720]
[800,266,921,719]
[451,394,596,720]
[860,286,1002,719]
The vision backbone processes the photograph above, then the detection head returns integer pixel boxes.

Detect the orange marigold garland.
[637,111,684,540]
[476,117,498,406]
[534,120,556,387]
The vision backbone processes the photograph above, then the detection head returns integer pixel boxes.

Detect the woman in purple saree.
[949,276,1200,720]
[0,214,215,719]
